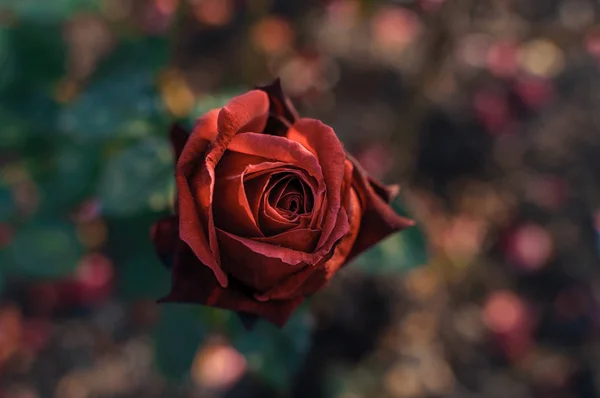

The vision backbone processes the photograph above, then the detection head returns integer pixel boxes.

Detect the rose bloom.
[151,79,413,327]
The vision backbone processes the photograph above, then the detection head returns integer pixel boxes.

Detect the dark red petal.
[289,188,363,298]
[150,216,179,268]
[179,91,271,287]
[256,78,299,135]
[159,243,303,327]
[254,228,321,252]
[286,119,347,252]
[227,133,324,185]
[228,132,326,233]
[217,229,314,293]
[169,124,189,162]
[213,90,271,164]
[177,109,220,175]
[347,157,414,260]
[212,152,266,237]
[367,175,400,203]
[244,172,272,222]
[255,206,350,301]
[259,161,361,300]
[175,111,226,286]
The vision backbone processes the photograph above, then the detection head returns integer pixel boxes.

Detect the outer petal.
[175,110,226,286]
[347,157,415,260]
[159,242,303,327]
[177,109,221,175]
[181,91,270,287]
[217,229,314,293]
[169,124,189,162]
[254,228,321,252]
[254,207,350,301]
[256,78,299,136]
[150,215,179,268]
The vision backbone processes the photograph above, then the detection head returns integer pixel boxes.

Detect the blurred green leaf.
[59,72,160,142]
[154,304,206,380]
[59,38,168,142]
[354,199,427,274]
[0,28,15,94]
[1,220,82,279]
[0,183,13,222]
[190,90,243,119]
[98,138,173,216]
[0,24,64,135]
[228,305,311,391]
[119,250,171,299]
[0,0,98,21]
[27,141,101,215]
[3,23,65,92]
[108,213,171,300]
[0,108,30,150]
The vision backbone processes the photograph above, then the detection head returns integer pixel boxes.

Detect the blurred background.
[1,0,600,397]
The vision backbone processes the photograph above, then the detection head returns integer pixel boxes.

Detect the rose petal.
[169,124,189,162]
[213,152,266,237]
[159,242,303,327]
[254,228,321,252]
[260,175,313,235]
[228,132,326,232]
[257,78,299,136]
[287,188,363,298]
[227,133,324,185]
[175,110,226,286]
[286,119,347,251]
[257,160,358,300]
[182,91,270,287]
[177,109,221,175]
[217,229,314,293]
[243,172,272,222]
[151,216,179,268]
[368,176,400,203]
[243,165,319,234]
[348,158,414,260]
[255,206,350,301]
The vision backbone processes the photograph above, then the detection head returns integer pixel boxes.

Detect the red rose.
[151,79,413,326]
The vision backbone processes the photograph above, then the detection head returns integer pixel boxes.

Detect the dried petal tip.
[169,124,190,161]
[256,77,299,125]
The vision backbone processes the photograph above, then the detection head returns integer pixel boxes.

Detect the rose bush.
[151,79,413,326]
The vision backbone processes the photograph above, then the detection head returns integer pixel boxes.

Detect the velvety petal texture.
[152,79,413,328]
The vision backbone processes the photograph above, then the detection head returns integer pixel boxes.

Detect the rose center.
[278,193,302,213]
[267,175,312,217]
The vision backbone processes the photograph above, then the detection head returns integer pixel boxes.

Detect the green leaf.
[98,138,174,216]
[2,220,82,279]
[0,183,14,222]
[228,305,312,391]
[107,213,171,300]
[35,142,101,214]
[118,250,171,300]
[59,39,168,142]
[154,304,206,380]
[0,0,98,21]
[3,23,66,92]
[58,72,160,142]
[353,198,427,274]
[0,108,29,150]
[0,28,16,94]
